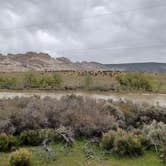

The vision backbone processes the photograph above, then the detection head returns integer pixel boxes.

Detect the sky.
[0,0,166,64]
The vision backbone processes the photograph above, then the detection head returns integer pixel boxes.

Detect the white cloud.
[0,0,165,63]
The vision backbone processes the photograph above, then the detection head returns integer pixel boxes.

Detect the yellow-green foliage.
[101,130,116,150]
[0,71,166,92]
[101,129,144,156]
[0,133,18,152]
[9,148,32,166]
[117,73,153,91]
[20,130,43,146]
[23,72,62,88]
[20,129,55,146]
[0,77,17,89]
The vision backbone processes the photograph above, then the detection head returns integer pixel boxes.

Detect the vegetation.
[9,148,32,166]
[84,73,93,89]
[0,95,165,165]
[116,72,153,91]
[0,69,165,165]
[20,130,45,146]
[0,141,162,166]
[0,133,18,152]
[101,129,144,157]
[0,77,17,89]
[23,72,62,88]
[142,121,166,163]
[0,71,166,92]
[0,96,165,135]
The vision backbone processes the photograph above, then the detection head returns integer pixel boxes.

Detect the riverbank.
[0,90,166,107]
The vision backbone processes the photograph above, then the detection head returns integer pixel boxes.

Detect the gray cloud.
[0,0,166,63]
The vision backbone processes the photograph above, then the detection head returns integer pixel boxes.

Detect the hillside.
[1,52,166,72]
[0,52,107,72]
[105,62,166,73]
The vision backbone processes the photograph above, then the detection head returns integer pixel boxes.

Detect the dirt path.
[0,91,166,107]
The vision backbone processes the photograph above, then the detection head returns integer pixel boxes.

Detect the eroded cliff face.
[0,52,108,72]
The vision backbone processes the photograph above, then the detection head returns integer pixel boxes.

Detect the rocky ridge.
[0,52,108,72]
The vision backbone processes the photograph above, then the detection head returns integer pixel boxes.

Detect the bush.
[39,129,55,140]
[52,73,62,87]
[117,73,152,91]
[1,96,165,139]
[142,121,166,147]
[20,130,43,146]
[9,148,32,166]
[23,72,63,89]
[0,120,16,134]
[101,130,116,150]
[114,132,143,156]
[0,133,18,152]
[23,72,38,88]
[142,121,166,163]
[20,129,56,146]
[139,106,166,124]
[55,126,75,146]
[101,129,144,157]
[84,73,93,89]
[117,101,166,128]
[0,77,17,89]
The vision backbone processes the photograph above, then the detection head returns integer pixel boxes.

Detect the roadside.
[0,90,166,107]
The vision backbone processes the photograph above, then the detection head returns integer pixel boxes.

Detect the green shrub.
[142,121,166,163]
[40,74,62,88]
[20,129,55,146]
[101,129,143,157]
[20,130,43,146]
[39,129,55,139]
[101,130,116,150]
[0,133,18,152]
[55,126,75,145]
[131,129,149,147]
[114,131,143,156]
[84,73,93,89]
[142,121,166,147]
[23,72,62,89]
[0,77,17,89]
[117,73,152,91]
[23,72,38,88]
[9,148,32,166]
[52,73,62,87]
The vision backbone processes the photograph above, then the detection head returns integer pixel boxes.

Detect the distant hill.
[1,52,166,73]
[105,62,166,73]
[0,52,108,72]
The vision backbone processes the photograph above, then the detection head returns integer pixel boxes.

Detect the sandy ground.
[0,91,166,107]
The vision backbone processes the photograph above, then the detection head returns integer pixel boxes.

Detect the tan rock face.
[0,52,108,72]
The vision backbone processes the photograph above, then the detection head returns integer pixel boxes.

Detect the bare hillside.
[0,52,107,72]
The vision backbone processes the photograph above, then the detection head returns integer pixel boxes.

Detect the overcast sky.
[0,0,166,63]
